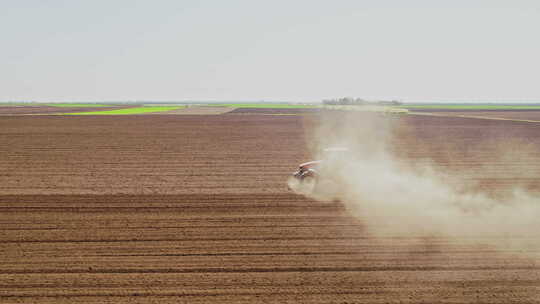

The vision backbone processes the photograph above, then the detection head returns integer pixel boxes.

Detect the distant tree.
[322,97,371,105]
[376,100,403,106]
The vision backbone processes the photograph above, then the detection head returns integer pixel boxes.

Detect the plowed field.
[413,110,540,122]
[0,114,539,303]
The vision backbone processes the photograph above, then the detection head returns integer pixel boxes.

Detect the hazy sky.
[2,0,539,102]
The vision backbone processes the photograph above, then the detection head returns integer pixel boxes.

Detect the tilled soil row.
[1,194,539,303]
[1,114,540,303]
[2,114,540,195]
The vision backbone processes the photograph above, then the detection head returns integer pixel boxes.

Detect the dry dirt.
[0,113,539,303]
[411,110,540,122]
[228,108,321,115]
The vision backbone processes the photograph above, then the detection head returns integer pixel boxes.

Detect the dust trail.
[301,111,540,253]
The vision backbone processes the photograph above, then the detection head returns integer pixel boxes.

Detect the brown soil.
[393,114,540,196]
[0,113,539,303]
[228,108,322,114]
[414,110,540,122]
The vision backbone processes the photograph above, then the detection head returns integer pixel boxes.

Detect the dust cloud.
[299,111,540,253]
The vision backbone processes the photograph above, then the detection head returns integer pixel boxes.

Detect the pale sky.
[1,0,539,102]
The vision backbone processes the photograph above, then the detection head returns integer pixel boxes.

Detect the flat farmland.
[0,105,134,115]
[0,114,539,303]
[414,110,540,122]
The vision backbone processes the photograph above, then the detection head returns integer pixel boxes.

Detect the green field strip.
[63,106,184,115]
[205,103,317,108]
[0,103,30,106]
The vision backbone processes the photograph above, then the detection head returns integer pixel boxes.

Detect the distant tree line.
[322,97,402,106]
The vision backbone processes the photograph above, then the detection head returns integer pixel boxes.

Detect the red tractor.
[288,160,320,194]
[289,147,349,195]
[292,160,321,182]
